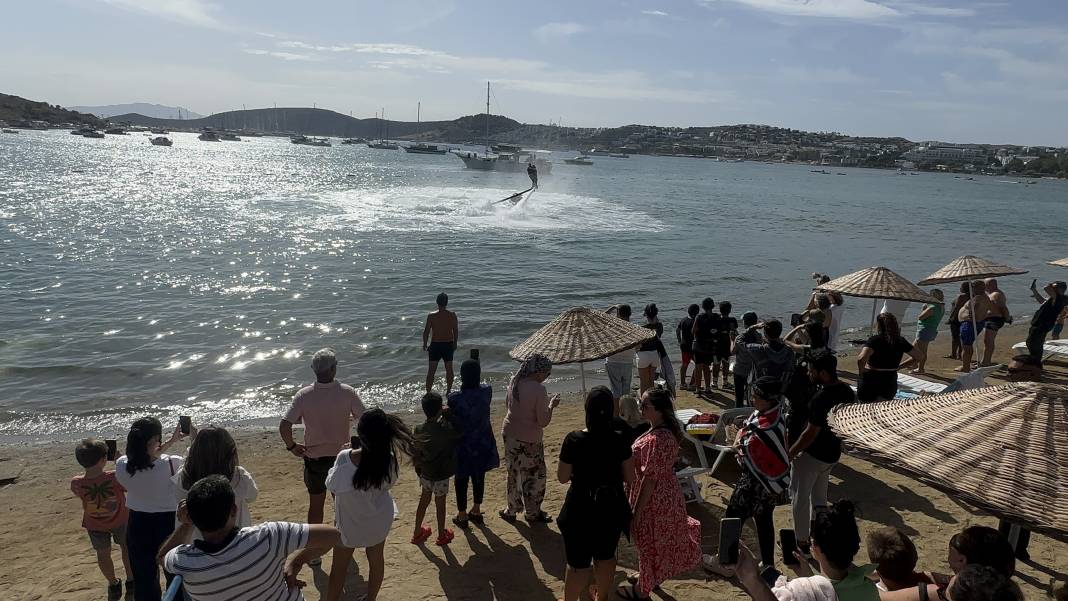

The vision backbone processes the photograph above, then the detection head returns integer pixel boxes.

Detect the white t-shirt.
[175,466,259,539]
[115,454,183,513]
[164,521,309,601]
[326,449,398,549]
[827,303,845,351]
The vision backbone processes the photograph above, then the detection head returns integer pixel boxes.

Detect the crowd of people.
[66,285,1068,601]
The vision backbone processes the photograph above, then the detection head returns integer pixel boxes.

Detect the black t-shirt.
[639,321,663,352]
[1032,295,1068,330]
[560,429,632,491]
[718,316,738,343]
[800,380,855,463]
[864,335,913,370]
[693,312,722,350]
[677,316,696,350]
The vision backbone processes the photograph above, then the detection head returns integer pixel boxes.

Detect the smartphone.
[761,565,782,587]
[790,313,803,327]
[105,439,118,461]
[470,348,479,361]
[179,415,192,435]
[350,435,361,449]
[718,517,743,566]
[780,529,799,566]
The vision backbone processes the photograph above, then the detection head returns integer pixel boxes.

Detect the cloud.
[777,65,866,83]
[891,3,975,17]
[533,22,589,42]
[706,0,899,20]
[242,49,319,61]
[642,9,670,16]
[100,0,223,28]
[496,70,719,103]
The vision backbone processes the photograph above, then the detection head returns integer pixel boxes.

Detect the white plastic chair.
[676,407,754,474]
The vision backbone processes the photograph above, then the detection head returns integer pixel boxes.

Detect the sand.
[1,323,1064,600]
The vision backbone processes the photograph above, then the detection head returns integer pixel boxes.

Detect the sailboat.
[368,109,399,150]
[454,82,552,174]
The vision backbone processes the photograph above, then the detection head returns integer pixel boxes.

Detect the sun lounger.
[1011,340,1068,361]
[676,407,753,474]
[850,365,1002,399]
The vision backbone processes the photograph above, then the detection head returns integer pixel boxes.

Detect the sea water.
[1,130,1065,438]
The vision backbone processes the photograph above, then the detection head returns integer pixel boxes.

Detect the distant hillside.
[0,93,103,126]
[112,107,522,141]
[69,102,204,119]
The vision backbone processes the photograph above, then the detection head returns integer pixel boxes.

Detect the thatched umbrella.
[918,256,1028,361]
[828,382,1068,541]
[1050,258,1068,267]
[510,306,655,390]
[816,266,941,331]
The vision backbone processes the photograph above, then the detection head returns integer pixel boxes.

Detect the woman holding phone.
[499,354,560,523]
[115,416,188,601]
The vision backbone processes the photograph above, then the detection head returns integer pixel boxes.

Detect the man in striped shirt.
[160,475,340,601]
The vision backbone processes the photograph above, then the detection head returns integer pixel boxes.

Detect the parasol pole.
[969,280,979,370]
[580,362,587,393]
[871,298,878,333]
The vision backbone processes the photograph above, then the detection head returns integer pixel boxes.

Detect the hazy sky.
[4,0,1067,144]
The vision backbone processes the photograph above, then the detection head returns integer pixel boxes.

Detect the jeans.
[455,472,486,512]
[605,361,633,399]
[128,510,177,601]
[789,453,835,542]
[734,373,750,408]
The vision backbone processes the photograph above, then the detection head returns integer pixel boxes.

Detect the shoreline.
[1,321,1064,600]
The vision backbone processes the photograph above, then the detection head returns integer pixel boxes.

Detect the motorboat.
[150,136,173,146]
[291,135,331,146]
[564,156,593,165]
[218,132,241,141]
[150,128,169,135]
[609,152,629,158]
[403,143,447,154]
[455,149,553,174]
[368,140,399,150]
[198,131,221,142]
[1,128,17,134]
[341,137,367,145]
[82,130,105,138]
[104,127,127,135]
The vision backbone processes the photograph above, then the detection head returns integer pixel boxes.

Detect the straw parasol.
[918,256,1028,363]
[510,306,655,390]
[816,266,940,331]
[1050,258,1068,267]
[828,382,1068,541]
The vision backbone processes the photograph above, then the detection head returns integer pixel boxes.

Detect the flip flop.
[616,584,650,600]
[452,516,470,529]
[526,512,553,524]
[468,512,485,525]
[435,529,455,546]
[410,525,432,545]
[498,509,517,522]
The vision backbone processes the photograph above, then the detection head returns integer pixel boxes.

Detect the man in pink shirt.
[280,349,366,526]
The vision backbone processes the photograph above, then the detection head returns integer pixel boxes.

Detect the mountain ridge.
[69,102,205,119]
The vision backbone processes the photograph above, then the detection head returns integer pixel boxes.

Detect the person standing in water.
[527,162,538,189]
[423,293,459,394]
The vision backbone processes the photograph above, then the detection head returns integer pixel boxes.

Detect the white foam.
[302,186,663,233]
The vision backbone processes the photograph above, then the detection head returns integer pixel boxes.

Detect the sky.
[3,0,1067,145]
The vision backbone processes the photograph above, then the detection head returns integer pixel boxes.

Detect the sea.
[1,130,1065,440]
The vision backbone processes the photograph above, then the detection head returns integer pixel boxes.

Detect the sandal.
[435,529,455,546]
[498,509,517,522]
[410,525,432,545]
[468,512,485,525]
[452,516,470,529]
[616,584,650,600]
[526,511,554,524]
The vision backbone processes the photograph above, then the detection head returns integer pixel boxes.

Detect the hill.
[68,102,204,119]
[111,107,522,141]
[0,93,103,126]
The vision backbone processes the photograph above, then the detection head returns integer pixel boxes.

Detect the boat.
[218,132,241,142]
[82,130,105,138]
[609,152,629,158]
[290,134,331,146]
[341,137,367,145]
[198,131,220,142]
[150,128,169,135]
[1,128,17,134]
[403,143,447,154]
[455,82,553,175]
[150,136,173,146]
[587,148,614,156]
[104,127,127,135]
[368,140,399,150]
[564,156,594,165]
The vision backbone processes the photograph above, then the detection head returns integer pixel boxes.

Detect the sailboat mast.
[417,101,421,125]
[485,81,490,153]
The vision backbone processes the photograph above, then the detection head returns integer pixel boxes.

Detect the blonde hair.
[620,394,643,427]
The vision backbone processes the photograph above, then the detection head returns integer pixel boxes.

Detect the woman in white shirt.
[114,416,187,601]
[173,425,258,540]
[325,408,416,601]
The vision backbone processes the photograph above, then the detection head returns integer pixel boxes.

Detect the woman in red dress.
[619,388,702,599]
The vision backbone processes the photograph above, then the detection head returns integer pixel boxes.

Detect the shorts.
[715,338,731,361]
[605,361,633,398]
[681,351,693,366]
[419,476,450,496]
[959,320,985,346]
[985,317,1006,331]
[562,525,624,568]
[693,350,715,365]
[635,350,660,369]
[303,456,335,495]
[917,326,938,343]
[428,341,456,363]
[87,524,127,550]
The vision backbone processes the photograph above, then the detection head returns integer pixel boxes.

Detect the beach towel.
[771,575,838,601]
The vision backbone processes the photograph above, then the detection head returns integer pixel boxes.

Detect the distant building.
[903,144,989,165]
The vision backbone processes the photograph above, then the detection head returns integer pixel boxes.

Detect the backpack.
[738,406,791,495]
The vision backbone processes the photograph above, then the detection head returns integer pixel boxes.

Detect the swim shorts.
[917,326,938,343]
[428,341,456,363]
[419,476,450,496]
[303,456,335,495]
[87,524,127,550]
[985,317,1006,331]
[635,351,660,369]
[959,320,985,346]
[681,351,693,366]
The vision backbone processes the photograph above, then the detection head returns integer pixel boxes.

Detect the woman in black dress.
[557,386,636,601]
[857,313,924,402]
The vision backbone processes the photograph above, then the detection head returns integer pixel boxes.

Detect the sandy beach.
[1,322,1064,601]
